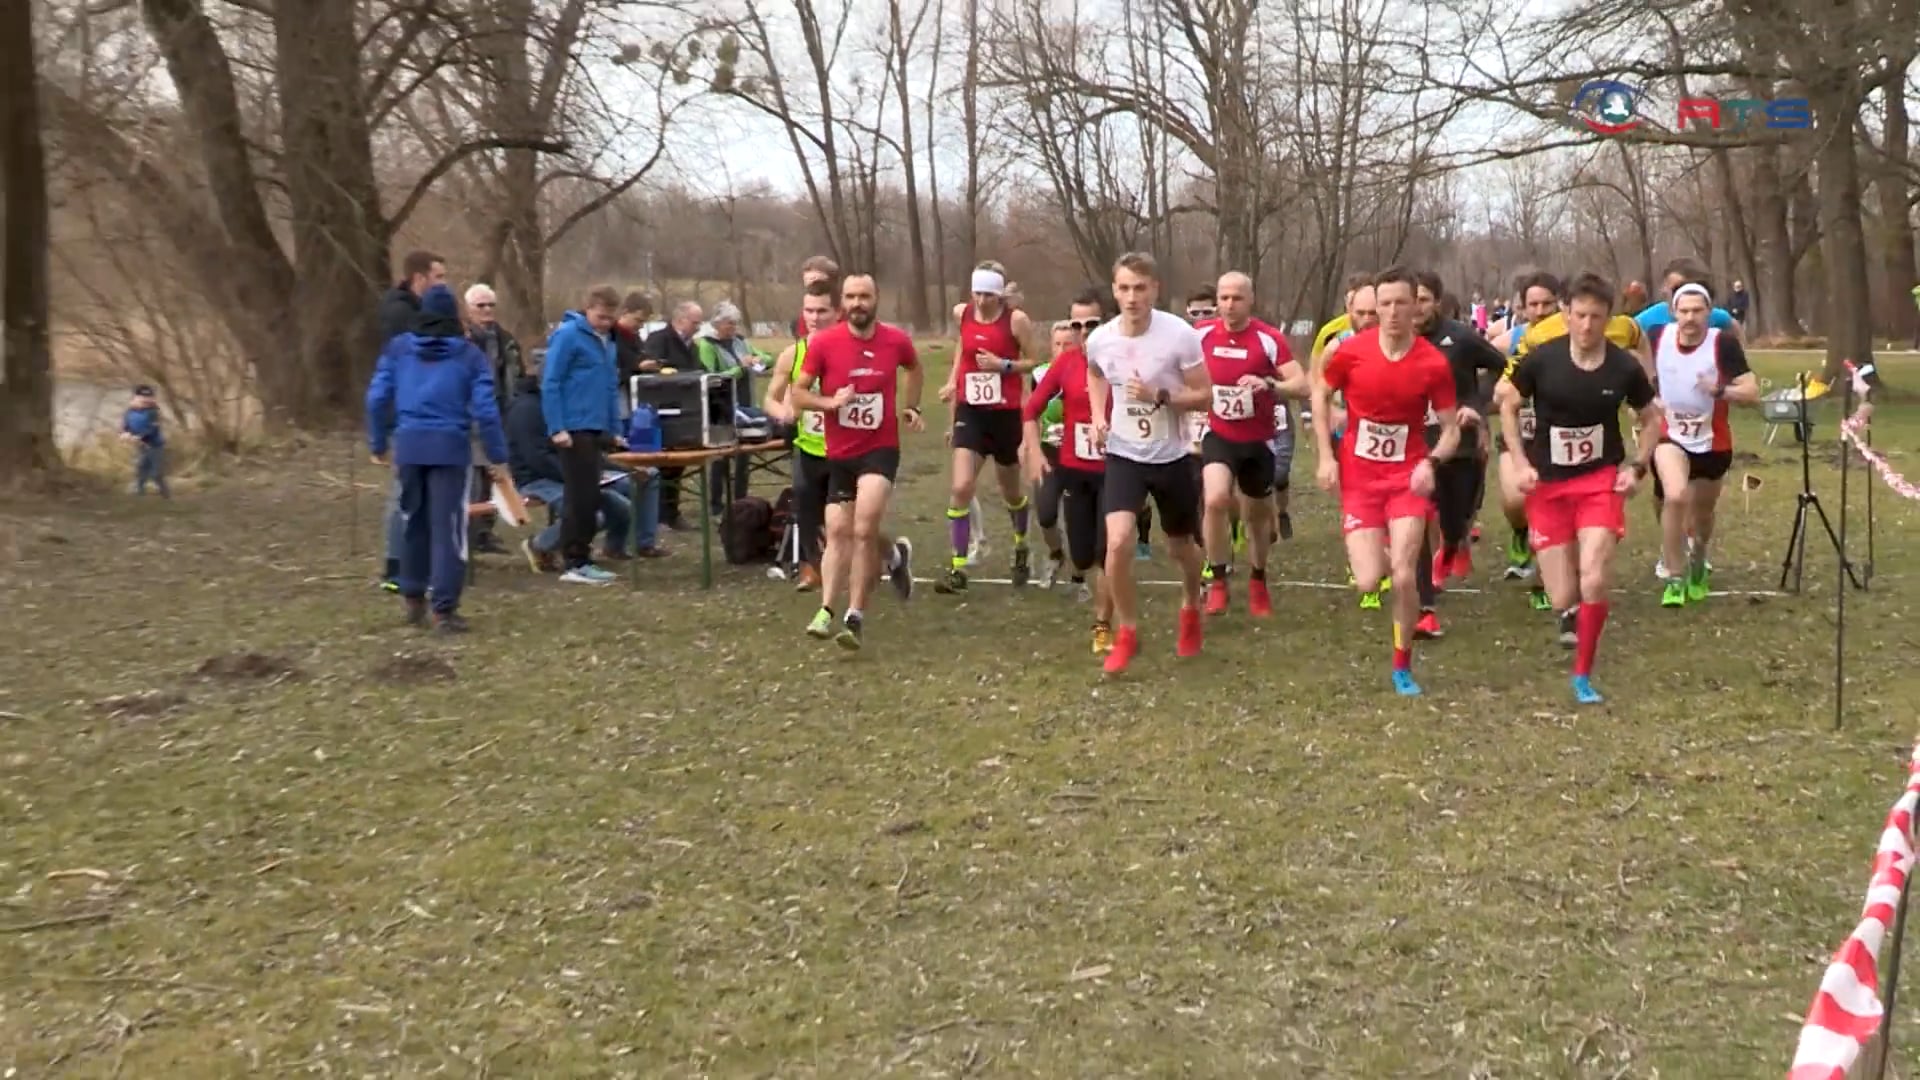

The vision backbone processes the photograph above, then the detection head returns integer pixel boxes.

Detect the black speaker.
[631,373,738,450]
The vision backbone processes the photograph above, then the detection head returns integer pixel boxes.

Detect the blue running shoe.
[1572,675,1603,705]
[1391,669,1421,696]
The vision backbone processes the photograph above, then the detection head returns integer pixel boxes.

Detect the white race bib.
[801,410,826,437]
[1211,384,1254,421]
[1353,419,1408,463]
[1518,405,1537,442]
[1273,403,1289,432]
[1548,424,1603,467]
[1669,410,1709,450]
[1122,402,1171,444]
[963,371,1004,407]
[1072,422,1097,461]
[837,393,883,431]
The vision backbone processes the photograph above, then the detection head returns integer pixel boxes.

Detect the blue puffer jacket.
[365,312,509,467]
[542,311,620,436]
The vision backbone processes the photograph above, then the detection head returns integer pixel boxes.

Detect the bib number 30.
[1353,419,1408,463]
[963,371,1004,407]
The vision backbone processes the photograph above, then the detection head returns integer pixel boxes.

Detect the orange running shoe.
[1103,625,1139,674]
[1247,577,1272,617]
[1204,579,1229,616]
[1176,606,1203,657]
[1414,610,1444,639]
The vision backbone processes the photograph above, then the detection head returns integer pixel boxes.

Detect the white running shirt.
[1085,309,1205,465]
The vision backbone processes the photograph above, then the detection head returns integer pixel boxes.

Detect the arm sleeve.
[541,338,571,436]
[1427,354,1458,411]
[1178,325,1205,370]
[365,353,396,455]
[468,350,510,464]
[1716,334,1752,380]
[1710,308,1734,329]
[606,346,623,434]
[1023,362,1064,421]
[1322,344,1350,391]
[1624,357,1657,410]
[899,334,920,370]
[1508,352,1539,401]
[798,336,823,381]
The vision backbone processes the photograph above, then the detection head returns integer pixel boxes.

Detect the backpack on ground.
[721,496,776,564]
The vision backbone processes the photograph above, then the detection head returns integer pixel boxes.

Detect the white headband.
[970,269,1005,296]
[1673,282,1712,305]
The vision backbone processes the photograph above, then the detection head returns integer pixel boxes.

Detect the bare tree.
[2,0,57,477]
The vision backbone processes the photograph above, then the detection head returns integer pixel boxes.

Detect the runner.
[1490,272,1561,607]
[1308,273,1388,608]
[1650,283,1759,606]
[791,255,839,338]
[1312,266,1461,696]
[1635,256,1745,342]
[762,282,916,598]
[1197,271,1305,617]
[1499,272,1660,704]
[787,274,926,649]
[1022,320,1114,653]
[1086,252,1212,674]
[1028,290,1112,593]
[935,261,1038,592]
[1414,271,1507,635]
[1027,340,1069,589]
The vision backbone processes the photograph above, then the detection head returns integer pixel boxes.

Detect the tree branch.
[387,136,568,233]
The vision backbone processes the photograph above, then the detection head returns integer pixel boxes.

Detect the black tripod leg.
[1779,498,1808,593]
[1809,496,1865,590]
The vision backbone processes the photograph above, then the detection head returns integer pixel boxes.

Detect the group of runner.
[759,250,1758,703]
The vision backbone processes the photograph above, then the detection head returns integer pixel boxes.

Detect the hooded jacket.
[541,310,620,436]
[365,303,509,467]
[505,376,564,488]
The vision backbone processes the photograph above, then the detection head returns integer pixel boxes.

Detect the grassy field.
[2,349,1917,1077]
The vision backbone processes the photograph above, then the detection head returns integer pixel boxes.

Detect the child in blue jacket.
[120,385,169,497]
[365,285,510,633]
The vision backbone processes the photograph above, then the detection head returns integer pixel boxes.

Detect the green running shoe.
[1359,589,1382,610]
[1685,563,1711,602]
[1660,578,1687,608]
[806,608,834,639]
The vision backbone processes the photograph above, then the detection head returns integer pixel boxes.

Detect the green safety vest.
[790,339,827,458]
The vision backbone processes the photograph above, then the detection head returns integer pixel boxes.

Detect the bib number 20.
[1354,420,1407,464]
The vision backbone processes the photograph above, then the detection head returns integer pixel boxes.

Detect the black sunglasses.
[1067,318,1103,332]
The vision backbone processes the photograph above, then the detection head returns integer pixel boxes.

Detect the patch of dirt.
[93,690,190,720]
[195,652,302,682]
[372,653,456,685]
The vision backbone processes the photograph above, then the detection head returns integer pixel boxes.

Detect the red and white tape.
[1787,742,1920,1079]
[1838,361,1920,502]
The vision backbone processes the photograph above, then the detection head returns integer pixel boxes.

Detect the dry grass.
[2,351,1918,1076]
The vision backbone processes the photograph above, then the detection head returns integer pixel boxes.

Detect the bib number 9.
[1123,402,1169,443]
[838,393,882,431]
[1354,419,1408,463]
[1212,384,1253,420]
[1548,424,1602,467]
[963,371,1004,407]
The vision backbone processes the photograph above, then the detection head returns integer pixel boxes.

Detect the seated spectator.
[365,284,508,634]
[695,301,772,376]
[643,301,703,530]
[614,291,659,406]
[506,354,668,572]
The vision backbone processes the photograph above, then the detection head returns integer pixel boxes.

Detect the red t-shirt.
[1323,329,1456,476]
[954,305,1023,411]
[1196,319,1292,442]
[800,321,919,459]
[1022,348,1102,472]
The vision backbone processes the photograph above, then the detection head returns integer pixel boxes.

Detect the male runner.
[1635,256,1745,342]
[1650,282,1758,606]
[762,282,916,597]
[1414,271,1507,635]
[1087,252,1213,674]
[1028,334,1070,588]
[1309,274,1389,608]
[1313,266,1460,696]
[1023,320,1115,653]
[1197,271,1305,617]
[1501,273,1660,705]
[788,274,925,649]
[936,261,1038,592]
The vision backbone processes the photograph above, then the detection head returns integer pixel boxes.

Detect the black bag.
[769,487,795,556]
[721,496,776,564]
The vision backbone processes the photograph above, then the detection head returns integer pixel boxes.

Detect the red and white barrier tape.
[1787,743,1920,1079]
[1837,360,1920,502]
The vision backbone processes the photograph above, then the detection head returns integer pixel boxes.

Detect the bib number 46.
[838,393,882,431]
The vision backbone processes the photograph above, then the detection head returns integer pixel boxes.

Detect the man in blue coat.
[542,284,629,584]
[366,284,510,632]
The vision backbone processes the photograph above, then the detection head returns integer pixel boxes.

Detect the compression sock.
[1249,566,1266,581]
[947,507,971,568]
[1392,619,1413,672]
[1210,562,1230,581]
[1007,496,1030,548]
[1574,600,1610,677]
[1416,543,1436,608]
[845,608,863,625]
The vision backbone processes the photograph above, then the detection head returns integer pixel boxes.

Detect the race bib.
[800,410,826,437]
[1211,384,1254,421]
[1669,410,1708,448]
[1122,402,1171,444]
[1042,422,1064,446]
[1353,419,1408,463]
[963,371,1004,407]
[1072,422,1097,460]
[1272,403,1289,432]
[837,393,882,431]
[1518,405,1537,442]
[1549,424,1602,467]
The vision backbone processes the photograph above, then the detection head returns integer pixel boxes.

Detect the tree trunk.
[962,0,980,268]
[1,0,58,477]
[886,0,931,330]
[273,0,387,424]
[1810,86,1876,376]
[1875,52,1918,344]
[1745,144,1804,337]
[923,0,948,329]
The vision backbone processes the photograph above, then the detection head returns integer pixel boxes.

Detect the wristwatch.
[1000,359,1014,375]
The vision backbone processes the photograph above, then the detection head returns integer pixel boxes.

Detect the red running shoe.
[1204,580,1229,616]
[1450,547,1473,580]
[1247,577,1272,618]
[1431,550,1450,591]
[1414,610,1444,639]
[1103,625,1139,674]
[1177,606,1204,657]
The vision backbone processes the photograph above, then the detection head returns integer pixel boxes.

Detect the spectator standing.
[643,301,704,529]
[376,251,449,591]
[464,284,523,407]
[1729,279,1750,324]
[365,285,509,634]
[614,291,659,411]
[120,384,169,498]
[542,285,628,585]
[696,301,771,513]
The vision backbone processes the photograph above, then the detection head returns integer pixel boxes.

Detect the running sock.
[1249,566,1266,581]
[1574,600,1610,677]
[946,507,971,567]
[884,545,901,571]
[1209,562,1229,581]
[819,606,834,620]
[846,608,863,625]
[1415,547,1436,608]
[1070,573,1086,585]
[1007,496,1030,546]
[1392,619,1413,672]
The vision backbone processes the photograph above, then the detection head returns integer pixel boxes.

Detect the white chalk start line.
[909,575,1784,598]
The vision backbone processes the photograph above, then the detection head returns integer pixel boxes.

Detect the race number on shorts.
[1212,384,1253,420]
[838,393,883,431]
[963,371,1004,407]
[1072,422,1097,461]
[1353,419,1408,463]
[1123,402,1170,443]
[1549,424,1602,467]
[1518,405,1537,441]
[801,410,826,437]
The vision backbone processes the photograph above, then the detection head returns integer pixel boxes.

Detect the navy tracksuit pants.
[397,463,470,613]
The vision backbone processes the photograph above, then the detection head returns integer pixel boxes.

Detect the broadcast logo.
[1571,80,1642,134]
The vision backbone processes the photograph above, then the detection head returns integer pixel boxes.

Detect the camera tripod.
[1777,372,1863,594]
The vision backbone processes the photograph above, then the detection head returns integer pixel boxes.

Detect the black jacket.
[376,285,420,345]
[470,324,525,407]
[506,377,565,487]
[641,326,698,370]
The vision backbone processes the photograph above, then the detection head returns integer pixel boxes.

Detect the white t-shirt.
[1085,309,1205,465]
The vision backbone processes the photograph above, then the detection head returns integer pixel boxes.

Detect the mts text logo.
[1571,81,1812,133]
